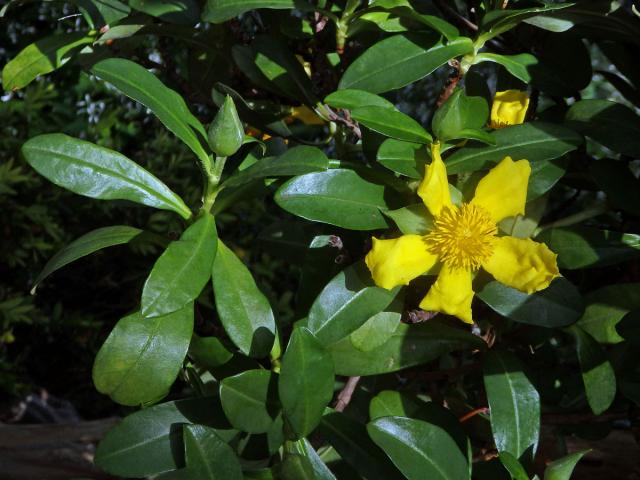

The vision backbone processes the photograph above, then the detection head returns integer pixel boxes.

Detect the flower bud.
[208,95,244,157]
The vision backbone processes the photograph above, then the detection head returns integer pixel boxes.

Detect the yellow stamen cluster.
[426,203,497,270]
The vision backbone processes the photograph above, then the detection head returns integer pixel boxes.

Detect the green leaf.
[318,412,404,480]
[339,33,473,94]
[483,350,540,462]
[202,0,298,23]
[324,89,395,110]
[566,99,640,157]
[329,321,485,376]
[544,450,589,480]
[279,439,337,480]
[31,226,142,292]
[369,390,425,420]
[350,310,401,352]
[130,0,199,24]
[93,304,194,406]
[537,227,640,269]
[223,146,329,188]
[474,52,537,83]
[499,452,529,480]
[566,325,616,415]
[142,214,217,318]
[183,425,243,480]
[445,122,583,174]
[527,157,568,202]
[383,203,434,235]
[367,416,469,480]
[275,169,393,230]
[2,32,93,91]
[95,396,235,477]
[279,327,334,439]
[351,106,432,144]
[22,134,191,219]
[212,240,276,358]
[477,278,584,328]
[577,283,640,344]
[91,58,209,165]
[307,262,400,346]
[377,138,428,179]
[189,335,233,370]
[220,369,279,434]
[432,89,489,143]
[73,0,131,27]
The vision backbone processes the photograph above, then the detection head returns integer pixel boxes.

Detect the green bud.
[208,95,244,157]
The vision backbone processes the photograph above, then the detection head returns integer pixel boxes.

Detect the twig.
[459,407,490,423]
[436,59,462,107]
[323,105,362,138]
[334,376,361,412]
[433,0,478,32]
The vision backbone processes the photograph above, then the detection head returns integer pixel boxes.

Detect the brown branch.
[433,0,478,32]
[334,376,361,412]
[323,105,362,139]
[436,59,462,107]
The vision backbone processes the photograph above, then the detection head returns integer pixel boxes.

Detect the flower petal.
[365,235,438,290]
[489,90,529,129]
[419,265,474,324]
[418,142,452,217]
[471,156,531,223]
[482,236,560,294]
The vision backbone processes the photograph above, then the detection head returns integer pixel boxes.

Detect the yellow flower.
[365,143,559,324]
[288,105,326,126]
[489,90,529,129]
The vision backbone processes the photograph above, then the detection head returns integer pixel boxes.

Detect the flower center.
[426,203,497,270]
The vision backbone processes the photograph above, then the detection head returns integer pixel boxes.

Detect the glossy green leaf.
[183,425,242,480]
[339,33,473,93]
[544,450,589,480]
[212,240,276,358]
[527,156,568,202]
[329,321,485,376]
[536,227,640,269]
[577,283,640,344]
[474,52,537,83]
[279,327,334,439]
[499,452,529,480]
[477,278,584,328]
[279,439,337,480]
[2,32,93,91]
[91,58,209,165]
[22,134,191,219]
[74,0,131,27]
[351,106,432,144]
[369,390,425,420]
[566,99,640,157]
[32,226,142,292]
[445,122,583,174]
[377,138,428,178]
[383,203,434,235]
[318,412,403,480]
[307,262,400,346]
[130,0,199,24]
[202,0,297,23]
[142,214,217,318]
[350,310,400,352]
[324,89,395,110]
[95,396,234,477]
[189,335,233,370]
[484,350,540,462]
[616,309,640,347]
[367,416,469,480]
[93,304,194,406]
[566,325,616,415]
[432,89,489,143]
[275,169,394,230]
[220,369,279,434]
[223,146,329,188]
